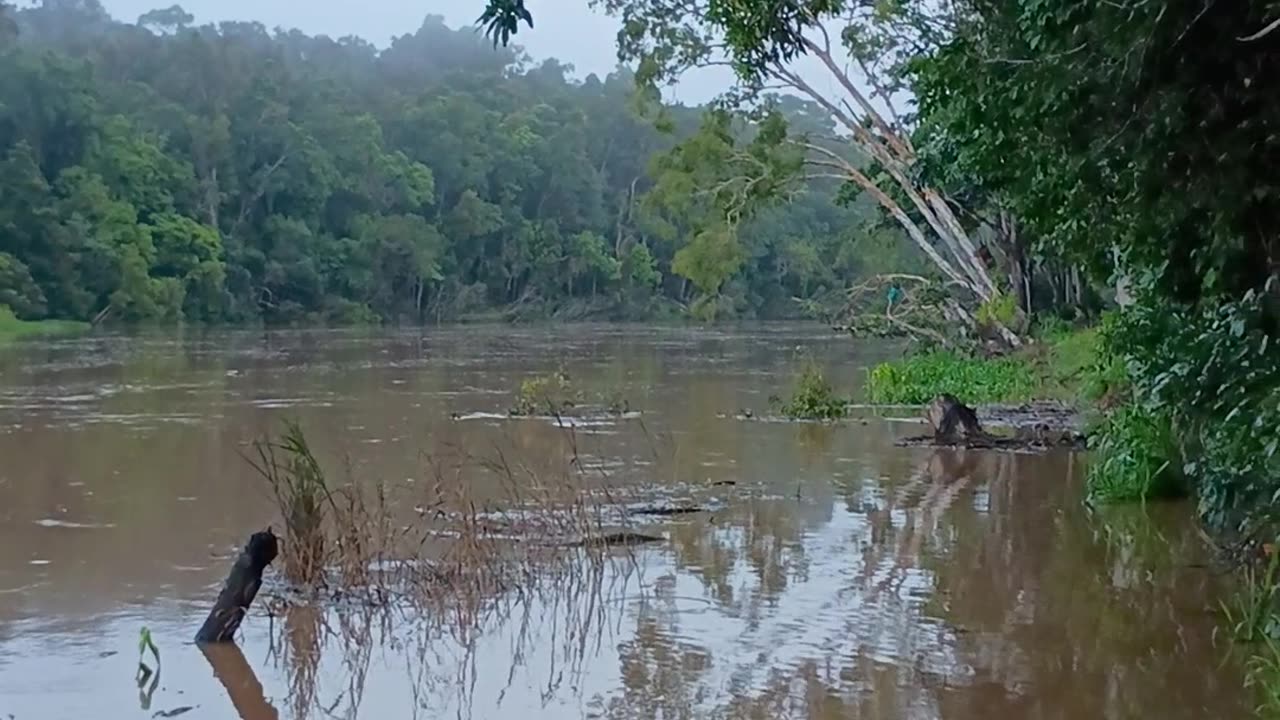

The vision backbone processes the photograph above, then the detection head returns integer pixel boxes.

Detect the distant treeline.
[0,1,916,326]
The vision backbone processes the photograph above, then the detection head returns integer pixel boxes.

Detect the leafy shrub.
[866,351,1038,405]
[780,359,848,420]
[1103,287,1280,533]
[976,291,1018,327]
[1086,404,1186,503]
[509,369,580,416]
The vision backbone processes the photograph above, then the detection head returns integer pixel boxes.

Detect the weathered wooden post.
[195,528,279,644]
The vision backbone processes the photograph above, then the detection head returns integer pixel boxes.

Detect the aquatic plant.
[509,369,580,416]
[779,358,849,420]
[138,626,160,665]
[1086,404,1185,504]
[866,351,1038,405]
[249,421,330,586]
[1220,548,1280,716]
[508,369,635,417]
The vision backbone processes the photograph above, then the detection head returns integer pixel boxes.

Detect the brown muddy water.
[0,324,1250,719]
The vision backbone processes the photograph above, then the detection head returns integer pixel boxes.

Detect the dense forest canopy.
[0,0,919,326]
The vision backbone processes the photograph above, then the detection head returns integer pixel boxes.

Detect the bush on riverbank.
[1086,404,1187,503]
[0,305,88,344]
[1092,292,1280,531]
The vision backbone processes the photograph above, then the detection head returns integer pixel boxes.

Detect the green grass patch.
[778,359,849,420]
[1086,404,1186,503]
[0,306,88,344]
[866,351,1038,405]
[1221,550,1280,716]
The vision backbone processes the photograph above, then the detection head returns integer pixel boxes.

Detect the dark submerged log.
[925,394,984,442]
[195,528,279,644]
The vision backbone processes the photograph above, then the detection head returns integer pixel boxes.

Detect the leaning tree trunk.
[195,528,279,644]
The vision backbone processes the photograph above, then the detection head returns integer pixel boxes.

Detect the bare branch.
[1240,15,1280,41]
[800,34,915,163]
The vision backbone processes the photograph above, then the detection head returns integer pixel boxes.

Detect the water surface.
[0,324,1247,719]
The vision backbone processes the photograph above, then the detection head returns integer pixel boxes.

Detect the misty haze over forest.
[95,0,738,103]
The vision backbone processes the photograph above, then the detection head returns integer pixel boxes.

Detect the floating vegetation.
[507,369,635,418]
[777,356,849,421]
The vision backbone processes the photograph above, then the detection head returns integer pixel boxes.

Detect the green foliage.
[0,304,87,343]
[1223,551,1280,645]
[913,0,1280,533]
[510,370,580,417]
[477,0,532,46]
[1221,550,1280,717]
[1097,290,1280,533]
[867,351,1037,405]
[779,358,849,420]
[671,224,745,297]
[0,252,46,317]
[1086,404,1185,504]
[250,420,330,585]
[137,626,160,665]
[975,291,1016,328]
[0,4,890,326]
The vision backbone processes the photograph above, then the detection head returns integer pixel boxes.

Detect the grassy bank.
[0,307,89,345]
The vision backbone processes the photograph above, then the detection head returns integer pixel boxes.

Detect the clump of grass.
[1221,549,1280,715]
[1086,404,1186,503]
[1224,550,1280,642]
[250,421,331,586]
[779,359,849,420]
[866,351,1038,405]
[0,305,88,344]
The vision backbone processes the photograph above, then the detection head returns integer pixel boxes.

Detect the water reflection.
[203,644,279,720]
[0,326,1249,719]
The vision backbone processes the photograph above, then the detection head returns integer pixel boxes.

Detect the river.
[0,324,1249,719]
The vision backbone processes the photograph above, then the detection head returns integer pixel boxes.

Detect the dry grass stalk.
[250,416,662,719]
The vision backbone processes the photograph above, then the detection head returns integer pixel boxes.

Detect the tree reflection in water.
[203,445,1241,720]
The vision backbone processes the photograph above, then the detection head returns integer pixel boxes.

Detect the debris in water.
[28,560,50,565]
[98,650,119,658]
[630,505,707,517]
[566,532,664,548]
[34,518,116,529]
[152,707,195,718]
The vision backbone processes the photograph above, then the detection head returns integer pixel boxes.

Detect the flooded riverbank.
[0,324,1248,719]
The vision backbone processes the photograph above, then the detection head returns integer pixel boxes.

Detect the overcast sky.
[92,0,738,103]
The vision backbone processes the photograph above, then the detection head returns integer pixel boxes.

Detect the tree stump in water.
[195,528,279,644]
[925,394,984,442]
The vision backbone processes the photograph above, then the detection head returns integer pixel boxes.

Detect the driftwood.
[195,528,279,644]
[925,394,984,442]
[902,394,1087,451]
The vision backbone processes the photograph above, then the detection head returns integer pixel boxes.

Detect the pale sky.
[91,0,739,104]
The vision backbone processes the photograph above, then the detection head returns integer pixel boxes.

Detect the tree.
[137,4,193,34]
[590,0,1022,344]
[478,0,533,46]
[0,2,894,325]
